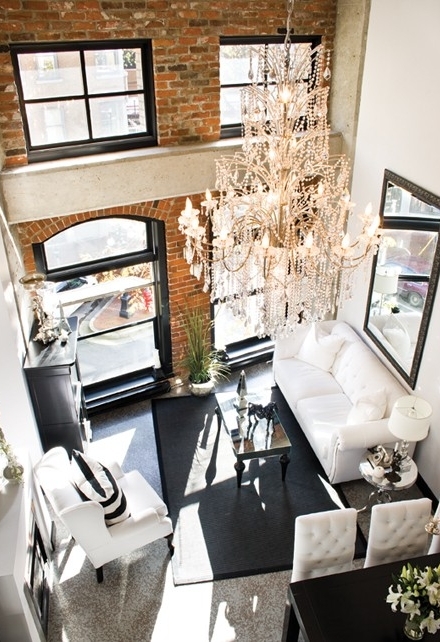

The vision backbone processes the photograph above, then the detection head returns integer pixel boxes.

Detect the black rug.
[152,387,366,585]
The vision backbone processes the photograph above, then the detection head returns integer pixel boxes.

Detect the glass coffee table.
[215,391,291,488]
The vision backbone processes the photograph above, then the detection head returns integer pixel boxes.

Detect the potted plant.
[180,306,230,396]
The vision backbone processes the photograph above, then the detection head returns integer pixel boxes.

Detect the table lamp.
[388,395,432,461]
[373,268,399,314]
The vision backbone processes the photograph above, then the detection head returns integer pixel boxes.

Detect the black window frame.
[10,40,157,163]
[32,216,172,381]
[219,34,322,139]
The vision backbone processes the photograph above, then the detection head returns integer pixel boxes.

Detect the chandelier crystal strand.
[178,1,382,339]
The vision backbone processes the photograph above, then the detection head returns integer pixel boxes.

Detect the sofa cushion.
[296,323,345,372]
[295,394,352,475]
[274,357,342,408]
[330,326,404,415]
[71,450,131,526]
[346,390,387,424]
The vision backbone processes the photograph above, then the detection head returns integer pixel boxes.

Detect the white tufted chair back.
[364,497,432,568]
[291,508,358,582]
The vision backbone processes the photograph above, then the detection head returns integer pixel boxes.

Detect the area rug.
[152,388,366,585]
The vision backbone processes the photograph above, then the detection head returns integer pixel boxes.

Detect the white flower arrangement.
[387,563,440,635]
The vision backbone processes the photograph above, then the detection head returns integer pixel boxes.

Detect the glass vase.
[404,615,424,640]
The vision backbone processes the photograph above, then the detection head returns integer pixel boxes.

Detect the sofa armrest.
[60,501,112,547]
[107,507,163,539]
[337,419,395,451]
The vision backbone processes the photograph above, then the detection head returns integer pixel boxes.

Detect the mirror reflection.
[364,170,440,388]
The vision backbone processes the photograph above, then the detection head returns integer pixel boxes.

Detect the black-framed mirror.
[364,170,440,388]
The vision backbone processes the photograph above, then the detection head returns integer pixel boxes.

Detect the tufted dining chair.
[35,446,174,582]
[364,497,432,568]
[291,507,358,582]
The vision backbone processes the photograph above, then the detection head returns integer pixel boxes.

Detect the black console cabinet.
[23,317,88,456]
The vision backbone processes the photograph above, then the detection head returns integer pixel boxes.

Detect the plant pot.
[3,463,24,484]
[189,379,214,397]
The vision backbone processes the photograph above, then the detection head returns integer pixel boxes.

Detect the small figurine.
[235,370,248,409]
[247,401,278,440]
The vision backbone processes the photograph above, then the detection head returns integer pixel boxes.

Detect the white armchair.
[34,446,173,582]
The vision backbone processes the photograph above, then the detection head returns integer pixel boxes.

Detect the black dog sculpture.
[247,401,278,440]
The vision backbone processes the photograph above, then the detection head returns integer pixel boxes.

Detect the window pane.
[76,285,155,336]
[84,48,143,94]
[377,229,437,312]
[56,265,155,320]
[26,100,88,146]
[77,322,156,386]
[44,218,148,269]
[214,298,259,349]
[18,51,84,99]
[220,45,254,84]
[220,87,243,125]
[384,185,440,219]
[380,229,437,277]
[90,94,146,138]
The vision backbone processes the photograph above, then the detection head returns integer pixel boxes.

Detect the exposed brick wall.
[0,0,337,167]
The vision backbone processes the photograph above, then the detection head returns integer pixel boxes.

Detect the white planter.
[189,380,214,397]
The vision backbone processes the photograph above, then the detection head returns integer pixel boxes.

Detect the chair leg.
[96,566,104,583]
[165,533,174,557]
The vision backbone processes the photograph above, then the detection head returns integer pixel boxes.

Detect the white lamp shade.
[374,269,399,295]
[388,395,432,442]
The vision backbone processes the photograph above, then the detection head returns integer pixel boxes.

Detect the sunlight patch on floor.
[58,545,87,584]
[151,563,214,641]
[318,474,346,509]
[211,601,237,642]
[87,428,136,466]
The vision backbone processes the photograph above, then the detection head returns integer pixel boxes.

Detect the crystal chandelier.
[178,0,382,339]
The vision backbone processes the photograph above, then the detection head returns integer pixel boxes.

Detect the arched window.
[33,216,171,409]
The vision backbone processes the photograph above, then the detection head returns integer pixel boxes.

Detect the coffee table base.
[234,455,291,488]
[214,393,292,489]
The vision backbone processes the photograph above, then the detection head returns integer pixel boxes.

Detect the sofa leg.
[96,566,104,583]
[165,533,174,557]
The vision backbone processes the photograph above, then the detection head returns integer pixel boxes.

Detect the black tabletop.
[284,553,440,642]
[23,316,78,369]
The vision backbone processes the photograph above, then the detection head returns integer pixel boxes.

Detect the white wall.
[341,0,440,497]
[0,199,45,641]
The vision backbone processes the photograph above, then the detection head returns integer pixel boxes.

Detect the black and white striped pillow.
[71,450,130,526]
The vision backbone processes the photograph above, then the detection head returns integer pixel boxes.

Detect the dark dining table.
[282,553,440,641]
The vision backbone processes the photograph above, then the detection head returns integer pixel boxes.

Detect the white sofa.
[273,320,409,484]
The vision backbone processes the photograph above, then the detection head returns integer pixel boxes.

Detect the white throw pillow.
[71,450,131,526]
[347,390,387,425]
[383,315,411,358]
[296,323,344,372]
